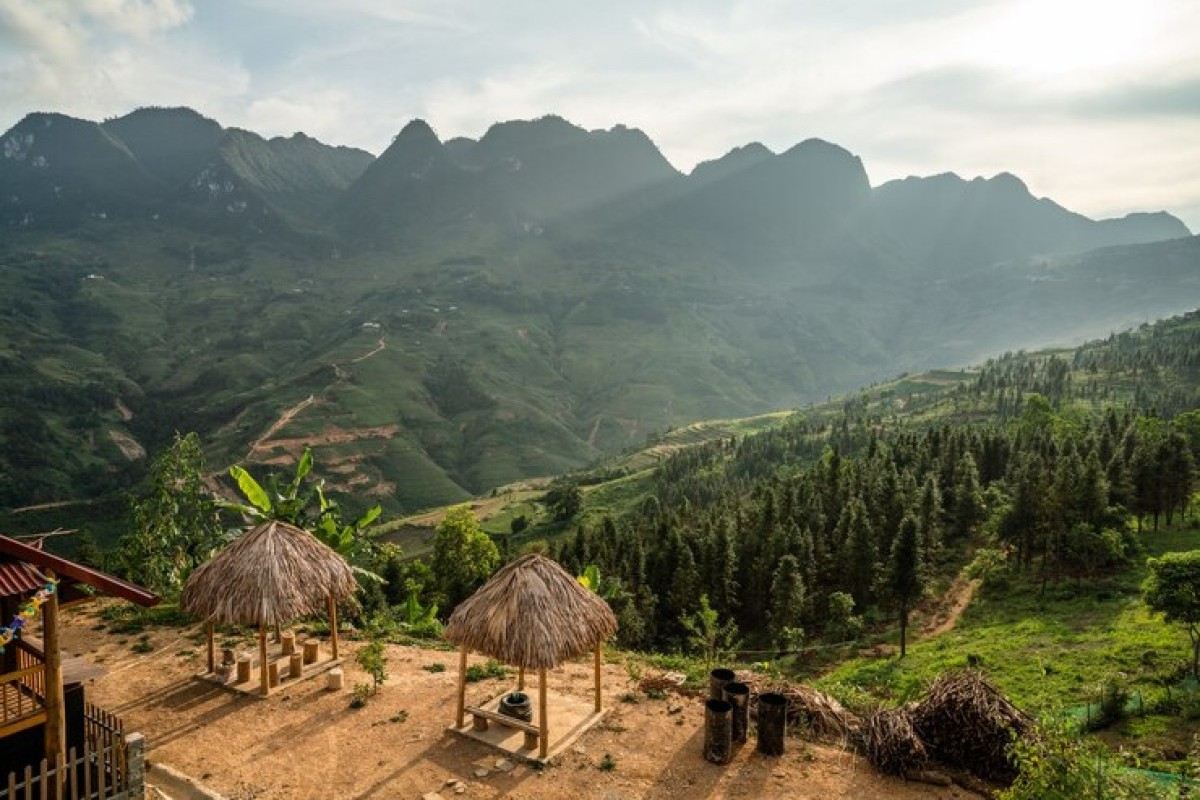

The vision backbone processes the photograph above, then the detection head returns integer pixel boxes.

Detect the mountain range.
[0,106,1196,520]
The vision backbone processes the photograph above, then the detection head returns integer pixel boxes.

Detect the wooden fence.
[0,702,141,800]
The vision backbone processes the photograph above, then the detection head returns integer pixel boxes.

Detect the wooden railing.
[0,642,47,737]
[0,703,137,800]
[14,642,45,699]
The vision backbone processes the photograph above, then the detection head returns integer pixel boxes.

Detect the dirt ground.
[58,605,986,800]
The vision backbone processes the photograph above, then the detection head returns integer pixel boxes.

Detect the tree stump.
[281,631,296,656]
[268,662,280,688]
[289,652,303,679]
[303,638,320,665]
[756,693,787,756]
[704,699,733,765]
[327,667,344,691]
[236,654,251,684]
[723,681,750,744]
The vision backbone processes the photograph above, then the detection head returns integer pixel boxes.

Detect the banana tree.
[222,448,383,578]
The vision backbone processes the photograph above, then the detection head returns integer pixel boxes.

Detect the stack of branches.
[857,707,927,776]
[779,685,861,743]
[910,670,1033,783]
[740,676,861,743]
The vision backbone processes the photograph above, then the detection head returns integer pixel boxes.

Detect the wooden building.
[0,534,158,798]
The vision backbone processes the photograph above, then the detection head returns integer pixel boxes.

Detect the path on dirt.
[245,394,316,461]
[921,575,981,639]
[351,336,387,364]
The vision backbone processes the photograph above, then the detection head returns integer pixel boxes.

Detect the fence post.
[125,733,146,800]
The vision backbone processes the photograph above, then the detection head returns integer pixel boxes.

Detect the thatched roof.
[444,553,617,669]
[181,520,357,627]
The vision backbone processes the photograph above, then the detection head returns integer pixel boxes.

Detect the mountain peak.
[782,137,857,160]
[689,142,774,183]
[984,171,1030,195]
[396,118,440,144]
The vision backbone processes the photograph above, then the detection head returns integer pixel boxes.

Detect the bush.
[1000,720,1174,800]
[1085,676,1131,731]
[465,660,508,683]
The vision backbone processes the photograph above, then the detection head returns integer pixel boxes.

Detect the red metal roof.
[0,535,159,607]
[0,559,46,597]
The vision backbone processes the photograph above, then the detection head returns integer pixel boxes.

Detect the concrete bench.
[465,705,540,750]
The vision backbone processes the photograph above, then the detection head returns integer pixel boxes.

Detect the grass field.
[819,525,1200,718]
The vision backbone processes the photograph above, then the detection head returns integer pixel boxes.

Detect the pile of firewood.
[910,671,1033,782]
[858,707,928,776]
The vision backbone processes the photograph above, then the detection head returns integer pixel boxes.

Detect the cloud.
[1073,78,1200,119]
[1,0,1197,229]
[0,0,245,127]
[78,0,193,38]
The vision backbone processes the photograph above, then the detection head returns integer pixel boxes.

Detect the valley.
[0,108,1197,521]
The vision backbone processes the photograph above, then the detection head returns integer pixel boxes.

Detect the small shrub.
[465,659,508,683]
[350,682,371,709]
[619,692,641,704]
[646,688,666,701]
[355,612,390,693]
[389,710,409,724]
[423,662,446,673]
[1086,676,1131,731]
[130,635,154,654]
[598,754,617,772]
[356,640,388,693]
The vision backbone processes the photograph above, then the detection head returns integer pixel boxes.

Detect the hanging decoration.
[0,577,59,655]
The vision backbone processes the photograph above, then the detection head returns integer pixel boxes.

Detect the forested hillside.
[525,311,1200,656]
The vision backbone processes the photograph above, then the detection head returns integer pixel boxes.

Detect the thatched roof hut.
[444,553,617,669]
[444,554,617,760]
[181,520,357,696]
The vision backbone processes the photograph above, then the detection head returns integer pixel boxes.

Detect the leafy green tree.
[680,594,740,668]
[120,432,224,596]
[543,477,582,520]
[889,514,925,658]
[1143,551,1200,678]
[430,504,500,609]
[825,591,864,642]
[1160,430,1194,525]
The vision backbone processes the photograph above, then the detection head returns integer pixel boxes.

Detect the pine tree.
[840,497,878,609]
[952,451,986,537]
[890,514,924,657]
[768,555,806,650]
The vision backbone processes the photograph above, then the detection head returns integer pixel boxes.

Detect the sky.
[2,0,1199,229]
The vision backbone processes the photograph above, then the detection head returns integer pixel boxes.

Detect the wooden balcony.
[0,641,47,738]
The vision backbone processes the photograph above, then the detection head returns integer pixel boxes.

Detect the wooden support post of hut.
[445,554,618,764]
[41,569,65,760]
[258,626,269,697]
[328,595,340,660]
[181,520,357,699]
[594,644,602,713]
[205,619,215,674]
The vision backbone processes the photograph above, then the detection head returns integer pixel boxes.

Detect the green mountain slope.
[0,108,1197,517]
